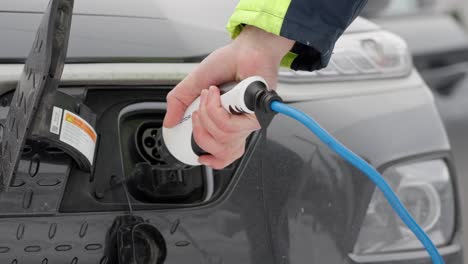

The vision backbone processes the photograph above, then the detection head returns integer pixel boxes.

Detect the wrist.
[233,25,294,64]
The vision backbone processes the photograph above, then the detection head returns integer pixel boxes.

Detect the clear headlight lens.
[279,31,412,82]
[354,159,455,254]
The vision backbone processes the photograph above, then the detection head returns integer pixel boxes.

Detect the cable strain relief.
[259,90,283,113]
[255,90,282,128]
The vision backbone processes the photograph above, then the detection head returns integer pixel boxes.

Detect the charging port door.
[0,0,98,191]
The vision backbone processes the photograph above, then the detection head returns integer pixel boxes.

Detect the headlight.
[279,31,412,82]
[354,159,455,254]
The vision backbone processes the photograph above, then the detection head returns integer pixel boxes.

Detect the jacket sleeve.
[226,0,368,71]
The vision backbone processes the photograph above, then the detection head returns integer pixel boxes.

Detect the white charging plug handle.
[162,76,268,166]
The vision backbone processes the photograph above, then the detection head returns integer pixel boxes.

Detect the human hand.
[164,26,294,169]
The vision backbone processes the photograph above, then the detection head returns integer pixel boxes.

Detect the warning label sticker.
[59,110,97,165]
[50,106,63,135]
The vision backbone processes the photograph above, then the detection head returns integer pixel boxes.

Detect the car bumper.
[349,244,463,264]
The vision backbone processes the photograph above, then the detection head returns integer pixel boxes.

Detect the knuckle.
[206,144,223,157]
[218,119,236,133]
[211,145,229,157]
[166,92,183,107]
[166,88,179,99]
[211,129,231,144]
[166,93,175,103]
[208,109,232,131]
[193,129,225,156]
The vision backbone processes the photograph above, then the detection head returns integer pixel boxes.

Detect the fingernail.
[212,86,220,96]
[207,88,216,104]
[192,111,199,125]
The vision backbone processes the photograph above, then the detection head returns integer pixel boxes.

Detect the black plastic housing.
[0,0,98,191]
[59,88,237,212]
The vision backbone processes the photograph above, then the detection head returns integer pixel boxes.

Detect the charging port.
[119,103,209,204]
[134,122,168,166]
[61,89,236,212]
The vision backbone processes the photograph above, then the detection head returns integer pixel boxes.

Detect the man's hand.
[164,26,294,169]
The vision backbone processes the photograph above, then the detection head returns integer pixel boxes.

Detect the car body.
[362,1,468,261]
[0,0,462,263]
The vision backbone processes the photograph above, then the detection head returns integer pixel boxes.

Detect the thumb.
[164,68,223,128]
[163,46,237,127]
[163,67,209,128]
[163,91,189,127]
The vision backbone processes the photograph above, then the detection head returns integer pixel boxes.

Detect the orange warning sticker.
[64,112,97,141]
[59,110,97,165]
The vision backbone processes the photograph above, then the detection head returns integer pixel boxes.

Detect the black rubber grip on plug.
[191,134,208,156]
[244,81,268,112]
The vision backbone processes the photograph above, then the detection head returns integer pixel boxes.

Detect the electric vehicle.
[0,0,462,263]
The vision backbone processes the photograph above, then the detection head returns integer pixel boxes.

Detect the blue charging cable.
[270,101,444,264]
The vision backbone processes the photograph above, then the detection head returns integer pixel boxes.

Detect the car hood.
[0,0,379,62]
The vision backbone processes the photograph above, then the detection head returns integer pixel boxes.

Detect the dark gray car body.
[364,3,468,261]
[0,1,462,263]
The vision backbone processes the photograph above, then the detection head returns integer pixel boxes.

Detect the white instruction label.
[50,106,63,135]
[59,110,97,165]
